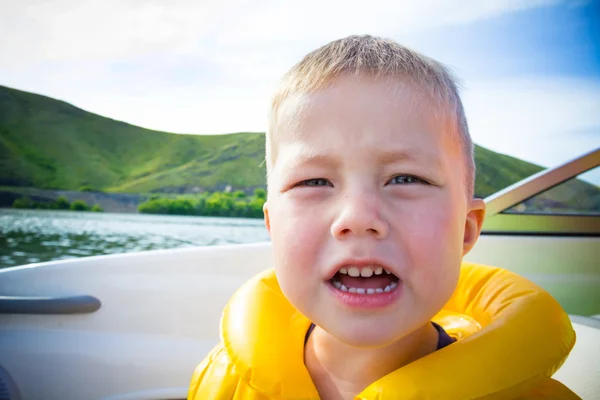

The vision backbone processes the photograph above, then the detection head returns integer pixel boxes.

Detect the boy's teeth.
[339,266,392,276]
[332,280,398,295]
[360,268,373,278]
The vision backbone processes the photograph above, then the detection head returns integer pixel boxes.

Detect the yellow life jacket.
[188,263,579,399]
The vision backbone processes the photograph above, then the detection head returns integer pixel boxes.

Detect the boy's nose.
[330,193,389,240]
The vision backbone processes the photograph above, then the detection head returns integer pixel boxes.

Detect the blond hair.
[266,35,475,197]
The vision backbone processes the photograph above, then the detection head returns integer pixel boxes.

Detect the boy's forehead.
[276,76,443,138]
[269,76,464,179]
[275,82,452,155]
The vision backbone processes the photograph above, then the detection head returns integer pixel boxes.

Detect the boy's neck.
[304,322,439,400]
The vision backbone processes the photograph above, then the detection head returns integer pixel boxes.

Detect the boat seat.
[552,316,600,399]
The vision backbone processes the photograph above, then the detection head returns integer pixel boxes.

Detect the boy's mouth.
[329,266,400,294]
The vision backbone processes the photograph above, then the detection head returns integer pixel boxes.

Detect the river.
[0,209,270,269]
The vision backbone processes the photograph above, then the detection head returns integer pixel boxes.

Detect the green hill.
[0,85,543,197]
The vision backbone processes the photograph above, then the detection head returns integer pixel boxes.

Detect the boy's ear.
[463,198,486,256]
[263,202,271,234]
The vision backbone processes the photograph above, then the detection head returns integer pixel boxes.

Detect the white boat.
[1,148,599,400]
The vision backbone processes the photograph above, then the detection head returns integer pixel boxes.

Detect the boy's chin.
[323,321,411,349]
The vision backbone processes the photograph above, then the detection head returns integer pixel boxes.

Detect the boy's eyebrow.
[289,151,337,167]
[289,148,442,169]
[377,148,442,168]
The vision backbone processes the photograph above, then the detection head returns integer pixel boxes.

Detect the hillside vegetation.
[0,85,545,198]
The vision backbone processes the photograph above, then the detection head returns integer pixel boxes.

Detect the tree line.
[137,189,266,218]
[12,196,103,212]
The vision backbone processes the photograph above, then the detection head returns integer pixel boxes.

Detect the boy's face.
[264,76,485,347]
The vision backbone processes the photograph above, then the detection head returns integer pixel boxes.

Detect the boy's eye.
[297,178,332,187]
[387,175,424,185]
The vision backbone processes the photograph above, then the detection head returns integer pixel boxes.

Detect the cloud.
[463,76,600,167]
[215,0,563,46]
[1,0,562,67]
[0,0,245,65]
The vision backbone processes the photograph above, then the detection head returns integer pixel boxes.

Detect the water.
[0,209,270,268]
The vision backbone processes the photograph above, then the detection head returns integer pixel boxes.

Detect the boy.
[188,35,578,399]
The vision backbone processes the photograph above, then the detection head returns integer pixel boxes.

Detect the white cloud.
[463,77,600,167]
[0,0,245,65]
[215,0,562,46]
[1,0,561,66]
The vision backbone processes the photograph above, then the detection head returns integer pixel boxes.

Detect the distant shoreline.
[0,186,267,218]
[0,187,143,213]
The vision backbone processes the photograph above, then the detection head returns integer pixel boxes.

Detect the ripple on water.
[0,209,270,268]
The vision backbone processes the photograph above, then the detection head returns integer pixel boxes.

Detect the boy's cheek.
[398,203,457,244]
[401,209,464,275]
[268,204,322,249]
[271,224,324,303]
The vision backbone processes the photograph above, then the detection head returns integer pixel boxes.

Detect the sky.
[1,0,599,173]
